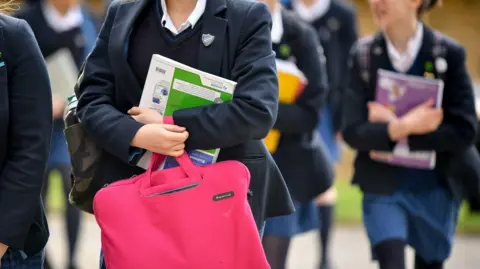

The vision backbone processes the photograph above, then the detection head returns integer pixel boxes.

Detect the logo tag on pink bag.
[213,191,234,201]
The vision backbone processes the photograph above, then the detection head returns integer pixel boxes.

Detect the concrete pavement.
[45,214,480,269]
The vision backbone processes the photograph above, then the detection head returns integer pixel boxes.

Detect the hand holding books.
[367,101,397,122]
[131,124,188,157]
[368,99,443,140]
[128,106,164,124]
[399,99,443,135]
[369,99,443,163]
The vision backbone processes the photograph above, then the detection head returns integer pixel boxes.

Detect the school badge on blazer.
[202,34,215,47]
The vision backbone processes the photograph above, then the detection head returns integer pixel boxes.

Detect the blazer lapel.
[109,0,149,104]
[369,33,390,93]
[417,25,439,78]
[197,0,227,76]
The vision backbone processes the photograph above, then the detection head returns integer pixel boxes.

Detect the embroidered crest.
[318,27,331,41]
[373,46,383,56]
[202,34,215,47]
[74,34,85,48]
[327,17,340,32]
[432,45,442,57]
[361,71,370,82]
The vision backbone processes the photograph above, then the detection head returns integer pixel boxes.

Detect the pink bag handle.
[143,152,202,189]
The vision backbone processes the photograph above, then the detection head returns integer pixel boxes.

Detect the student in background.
[285,1,358,268]
[15,0,98,268]
[342,0,477,268]
[0,3,52,268]
[257,1,330,269]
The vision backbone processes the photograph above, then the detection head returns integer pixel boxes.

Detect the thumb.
[128,106,142,115]
[163,124,186,133]
[421,99,434,108]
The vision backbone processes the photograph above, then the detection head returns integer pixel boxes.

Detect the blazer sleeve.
[273,25,328,134]
[0,19,52,249]
[172,2,278,150]
[76,2,145,164]
[341,45,396,152]
[408,45,477,152]
[331,8,358,132]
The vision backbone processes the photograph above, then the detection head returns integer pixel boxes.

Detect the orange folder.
[265,59,307,153]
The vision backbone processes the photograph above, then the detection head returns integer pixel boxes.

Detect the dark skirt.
[362,170,461,262]
[263,200,318,237]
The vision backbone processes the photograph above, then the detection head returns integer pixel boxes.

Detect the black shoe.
[67,264,77,269]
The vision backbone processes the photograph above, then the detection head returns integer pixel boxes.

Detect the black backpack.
[355,32,480,212]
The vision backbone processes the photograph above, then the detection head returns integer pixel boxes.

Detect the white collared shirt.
[292,0,331,23]
[42,2,84,33]
[271,5,284,44]
[160,0,206,35]
[385,23,424,73]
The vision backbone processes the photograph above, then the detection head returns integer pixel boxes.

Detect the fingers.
[421,99,434,108]
[162,124,187,133]
[168,149,185,157]
[171,143,185,151]
[128,106,145,115]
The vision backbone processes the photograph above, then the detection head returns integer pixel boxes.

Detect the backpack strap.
[354,36,374,85]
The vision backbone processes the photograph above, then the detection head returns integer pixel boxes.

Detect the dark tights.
[415,254,444,269]
[374,240,444,269]
[42,166,81,269]
[318,205,334,268]
[262,235,291,269]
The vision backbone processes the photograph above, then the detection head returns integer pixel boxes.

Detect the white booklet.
[45,48,78,101]
[136,55,236,170]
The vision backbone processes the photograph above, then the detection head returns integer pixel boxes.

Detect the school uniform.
[15,1,98,169]
[290,0,358,162]
[76,0,294,236]
[0,14,52,266]
[263,7,332,237]
[342,23,477,262]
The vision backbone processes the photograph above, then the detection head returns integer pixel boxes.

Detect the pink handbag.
[93,152,269,269]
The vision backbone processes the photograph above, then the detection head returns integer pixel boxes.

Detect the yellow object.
[264,59,307,153]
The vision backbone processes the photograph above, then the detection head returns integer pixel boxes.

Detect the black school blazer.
[0,15,52,255]
[341,26,478,195]
[272,8,334,203]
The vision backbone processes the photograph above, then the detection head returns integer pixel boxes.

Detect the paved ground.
[45,214,480,269]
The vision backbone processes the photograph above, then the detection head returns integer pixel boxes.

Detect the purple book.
[373,69,444,169]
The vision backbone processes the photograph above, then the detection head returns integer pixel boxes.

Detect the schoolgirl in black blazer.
[0,12,52,268]
[258,1,332,269]
[342,0,477,268]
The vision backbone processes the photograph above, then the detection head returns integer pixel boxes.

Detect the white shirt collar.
[271,5,283,44]
[42,2,84,33]
[293,0,331,23]
[385,22,424,73]
[160,0,206,35]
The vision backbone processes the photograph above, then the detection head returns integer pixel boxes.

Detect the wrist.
[131,125,147,148]
[388,118,410,141]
